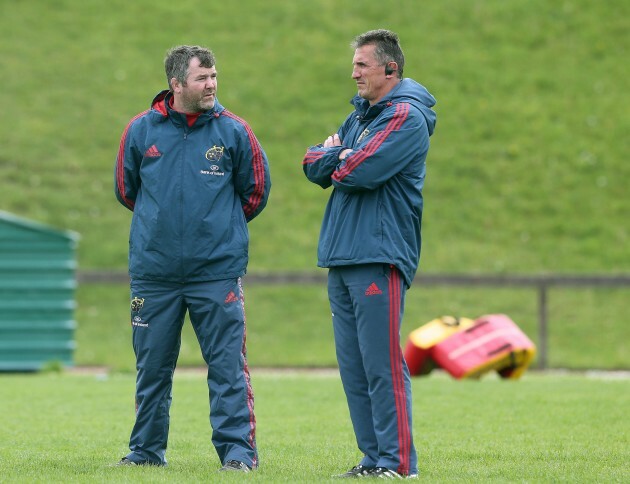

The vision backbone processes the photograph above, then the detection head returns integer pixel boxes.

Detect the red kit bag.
[430,314,536,379]
[403,316,475,376]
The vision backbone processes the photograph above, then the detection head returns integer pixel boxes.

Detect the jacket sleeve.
[343,104,431,194]
[302,144,348,189]
[114,113,145,211]
[332,103,429,192]
[302,119,351,189]
[303,103,428,192]
[231,119,271,222]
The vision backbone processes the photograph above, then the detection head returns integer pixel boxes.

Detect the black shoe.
[333,464,375,478]
[116,457,138,466]
[369,467,418,479]
[219,460,251,472]
[116,456,166,467]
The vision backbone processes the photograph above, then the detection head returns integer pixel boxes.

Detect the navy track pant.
[124,277,257,467]
[328,264,417,476]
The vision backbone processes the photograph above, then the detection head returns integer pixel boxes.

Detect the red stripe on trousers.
[389,267,409,474]
[237,278,257,467]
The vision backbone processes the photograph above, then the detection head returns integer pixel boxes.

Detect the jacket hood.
[351,78,437,135]
[149,89,225,120]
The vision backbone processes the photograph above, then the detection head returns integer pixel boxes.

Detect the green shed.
[0,211,80,371]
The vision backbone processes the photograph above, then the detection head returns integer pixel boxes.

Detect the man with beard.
[115,45,271,472]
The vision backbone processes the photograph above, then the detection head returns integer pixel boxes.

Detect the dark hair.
[351,29,404,78]
[164,45,216,90]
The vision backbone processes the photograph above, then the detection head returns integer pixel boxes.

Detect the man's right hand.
[323,133,342,147]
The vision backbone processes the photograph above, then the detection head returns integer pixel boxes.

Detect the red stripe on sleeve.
[302,150,327,164]
[332,103,409,182]
[116,110,148,210]
[222,111,266,218]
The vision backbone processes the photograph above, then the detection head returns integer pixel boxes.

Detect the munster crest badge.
[131,297,145,313]
[205,145,225,162]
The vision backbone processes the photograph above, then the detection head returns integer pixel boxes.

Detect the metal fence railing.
[78,271,630,369]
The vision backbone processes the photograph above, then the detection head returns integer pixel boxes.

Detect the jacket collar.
[350,81,404,120]
[150,90,225,124]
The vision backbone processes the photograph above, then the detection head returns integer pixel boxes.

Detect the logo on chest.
[357,129,370,144]
[201,145,226,176]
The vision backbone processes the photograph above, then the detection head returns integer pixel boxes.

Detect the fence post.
[537,284,548,369]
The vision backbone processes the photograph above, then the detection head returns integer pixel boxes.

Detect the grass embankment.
[1,0,628,370]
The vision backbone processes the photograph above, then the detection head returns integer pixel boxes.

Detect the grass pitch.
[0,371,627,482]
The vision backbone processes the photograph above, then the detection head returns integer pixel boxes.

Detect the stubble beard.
[181,91,215,113]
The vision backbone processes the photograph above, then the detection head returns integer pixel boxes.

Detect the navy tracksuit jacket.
[115,90,270,467]
[303,78,436,475]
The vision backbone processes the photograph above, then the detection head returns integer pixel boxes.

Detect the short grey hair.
[351,29,404,78]
[164,45,216,91]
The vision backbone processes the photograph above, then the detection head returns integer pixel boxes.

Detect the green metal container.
[0,211,79,371]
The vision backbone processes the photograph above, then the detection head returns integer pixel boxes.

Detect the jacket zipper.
[180,129,187,276]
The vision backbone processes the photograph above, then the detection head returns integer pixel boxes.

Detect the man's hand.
[323,133,352,161]
[323,133,342,147]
